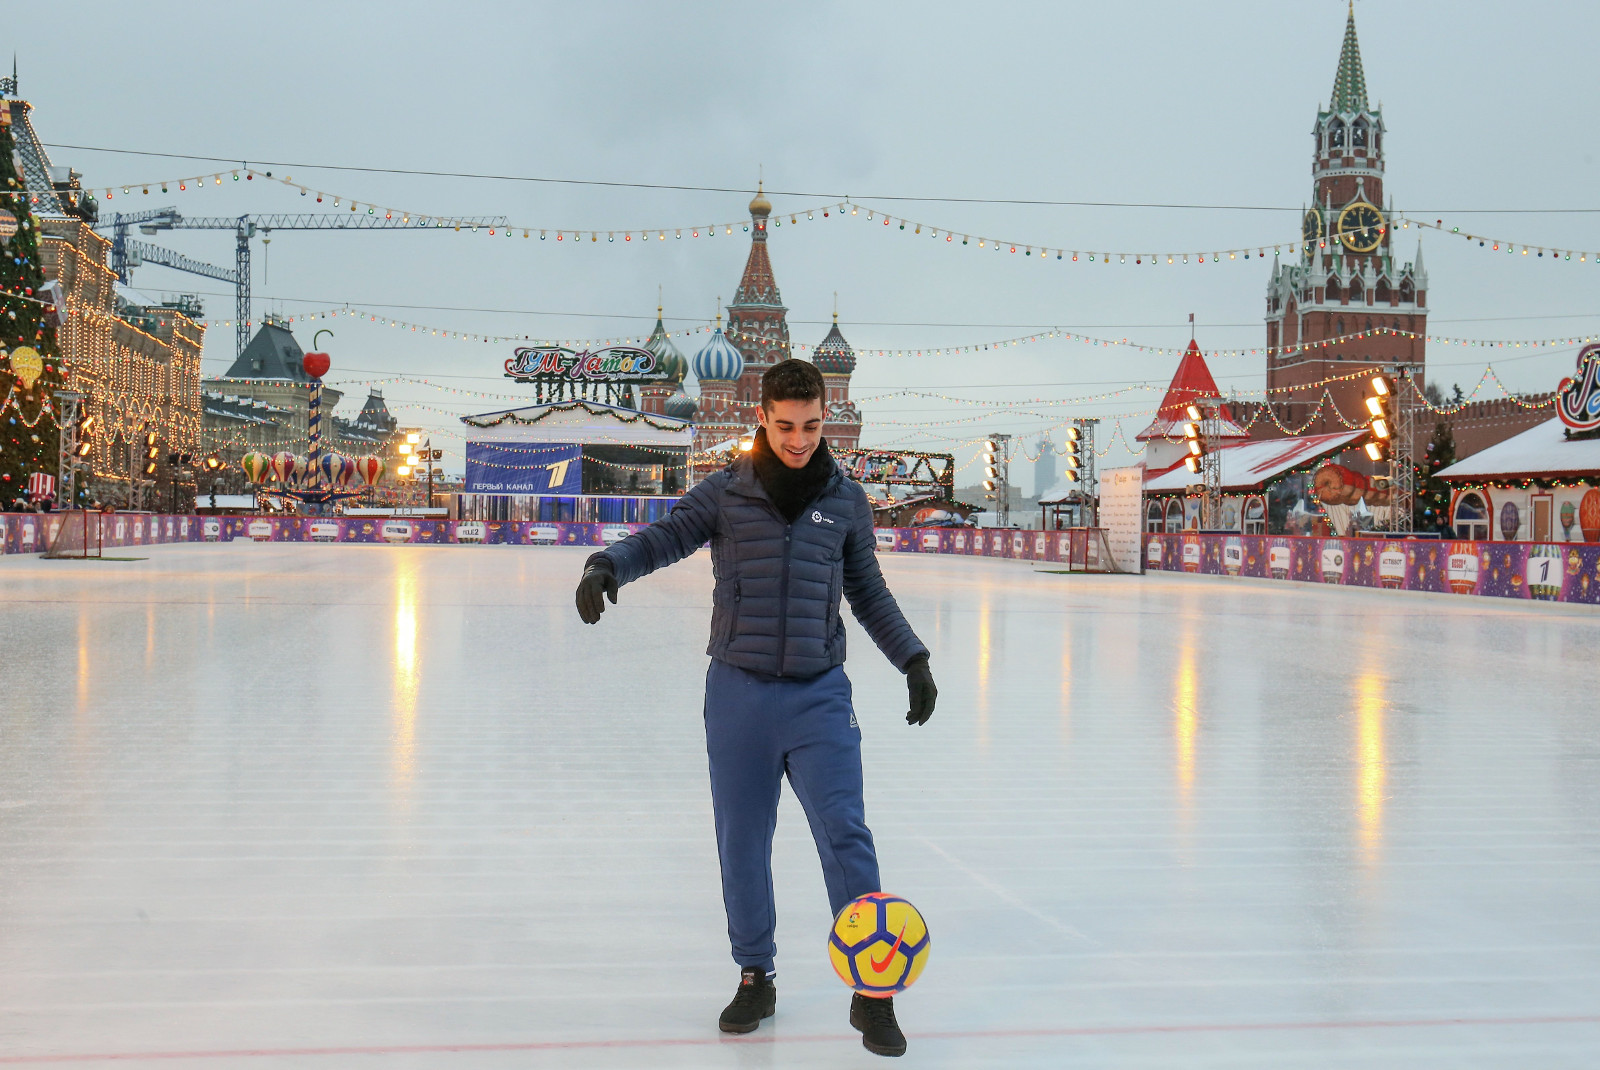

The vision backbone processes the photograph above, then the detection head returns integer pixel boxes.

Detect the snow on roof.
[1038,480,1089,505]
[1143,430,1366,493]
[1435,417,1600,481]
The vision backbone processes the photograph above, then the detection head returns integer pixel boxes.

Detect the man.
[575,359,937,1058]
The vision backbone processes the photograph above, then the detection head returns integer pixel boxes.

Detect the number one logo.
[544,458,571,488]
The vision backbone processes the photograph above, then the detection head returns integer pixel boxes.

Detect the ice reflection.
[76,609,90,715]
[1355,670,1387,868]
[392,560,418,795]
[1174,633,1198,811]
[975,589,992,748]
[1058,626,1072,747]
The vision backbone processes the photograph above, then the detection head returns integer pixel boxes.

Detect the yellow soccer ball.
[828,892,929,997]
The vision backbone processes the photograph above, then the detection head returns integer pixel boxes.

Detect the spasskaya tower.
[1262,4,1428,440]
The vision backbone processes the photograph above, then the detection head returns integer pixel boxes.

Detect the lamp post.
[397,432,442,509]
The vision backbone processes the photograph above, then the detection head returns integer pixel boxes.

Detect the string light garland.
[70,165,1600,269]
[88,166,845,246]
[1412,217,1600,264]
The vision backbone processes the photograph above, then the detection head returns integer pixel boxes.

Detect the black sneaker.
[718,966,775,1034]
[850,992,907,1057]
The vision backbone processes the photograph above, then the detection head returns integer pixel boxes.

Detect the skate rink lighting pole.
[54,391,83,509]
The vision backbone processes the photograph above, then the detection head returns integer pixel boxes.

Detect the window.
[1352,119,1368,149]
[1326,279,1342,304]
[1146,501,1165,534]
[1329,119,1346,151]
[1453,491,1490,541]
[1164,499,1184,533]
[1375,280,1391,303]
[1337,318,1345,335]
[1243,497,1266,535]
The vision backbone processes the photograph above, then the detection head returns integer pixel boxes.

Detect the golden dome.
[748,182,771,218]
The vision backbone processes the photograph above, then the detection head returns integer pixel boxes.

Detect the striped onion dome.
[664,390,699,421]
[812,320,856,375]
[692,326,744,382]
[644,311,688,385]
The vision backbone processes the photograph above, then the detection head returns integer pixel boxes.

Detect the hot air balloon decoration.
[1527,544,1564,601]
[318,452,348,486]
[240,452,272,484]
[1499,502,1520,542]
[8,346,43,391]
[1580,489,1600,543]
[270,452,302,484]
[355,456,385,486]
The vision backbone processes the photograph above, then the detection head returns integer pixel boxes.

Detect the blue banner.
[464,442,582,494]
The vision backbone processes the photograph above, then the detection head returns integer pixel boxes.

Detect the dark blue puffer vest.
[594,453,927,678]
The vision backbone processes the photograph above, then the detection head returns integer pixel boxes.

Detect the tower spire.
[1330,2,1369,113]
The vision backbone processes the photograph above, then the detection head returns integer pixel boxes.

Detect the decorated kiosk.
[1435,343,1600,542]
[456,342,693,524]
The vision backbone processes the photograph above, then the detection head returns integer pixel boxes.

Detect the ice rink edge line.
[2,1014,1599,1063]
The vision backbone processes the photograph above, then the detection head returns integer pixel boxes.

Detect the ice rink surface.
[1,544,1598,1069]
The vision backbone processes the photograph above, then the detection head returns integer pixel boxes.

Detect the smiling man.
[575,358,937,1057]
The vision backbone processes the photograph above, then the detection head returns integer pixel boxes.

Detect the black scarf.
[750,426,834,523]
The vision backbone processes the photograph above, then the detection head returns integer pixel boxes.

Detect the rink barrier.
[1142,532,1597,605]
[0,513,1110,563]
[5,514,1590,605]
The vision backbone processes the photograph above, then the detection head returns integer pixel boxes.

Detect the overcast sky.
[14,0,1600,491]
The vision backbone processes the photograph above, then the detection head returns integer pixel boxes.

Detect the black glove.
[905,654,936,726]
[575,561,619,624]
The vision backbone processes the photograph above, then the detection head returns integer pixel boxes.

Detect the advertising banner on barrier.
[1140,532,1600,605]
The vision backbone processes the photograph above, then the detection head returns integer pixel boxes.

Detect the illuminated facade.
[38,218,204,508]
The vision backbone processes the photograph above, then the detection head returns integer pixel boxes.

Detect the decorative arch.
[1352,117,1369,149]
[1329,118,1346,151]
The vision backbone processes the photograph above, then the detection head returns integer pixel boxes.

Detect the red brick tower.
[1263,4,1428,440]
[726,184,792,421]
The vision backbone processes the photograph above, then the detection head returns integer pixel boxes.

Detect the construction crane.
[102,208,510,358]
[2,68,511,358]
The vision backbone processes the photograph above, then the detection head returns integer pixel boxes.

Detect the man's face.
[758,397,824,469]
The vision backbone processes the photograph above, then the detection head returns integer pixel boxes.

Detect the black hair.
[760,358,825,411]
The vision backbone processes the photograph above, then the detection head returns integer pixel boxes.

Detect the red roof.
[1136,339,1247,442]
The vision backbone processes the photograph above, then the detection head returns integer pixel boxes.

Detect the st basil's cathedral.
[633,186,862,458]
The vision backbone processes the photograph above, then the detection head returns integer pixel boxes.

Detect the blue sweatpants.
[703,658,881,975]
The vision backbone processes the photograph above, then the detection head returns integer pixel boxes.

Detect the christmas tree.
[1414,419,1456,534]
[0,102,65,509]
